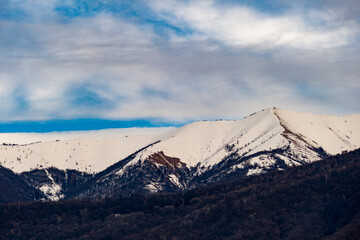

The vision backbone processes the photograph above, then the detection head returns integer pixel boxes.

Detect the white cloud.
[150,0,357,49]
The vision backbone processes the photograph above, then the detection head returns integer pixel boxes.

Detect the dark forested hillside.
[1,149,360,240]
[0,166,44,203]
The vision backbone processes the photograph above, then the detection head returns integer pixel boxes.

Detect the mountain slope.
[0,132,169,174]
[274,108,360,155]
[20,168,92,201]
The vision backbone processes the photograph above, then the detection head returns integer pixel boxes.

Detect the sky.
[0,0,359,132]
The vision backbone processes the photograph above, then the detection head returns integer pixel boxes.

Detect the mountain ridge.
[0,107,359,201]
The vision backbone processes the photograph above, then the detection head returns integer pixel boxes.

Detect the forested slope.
[1,149,360,239]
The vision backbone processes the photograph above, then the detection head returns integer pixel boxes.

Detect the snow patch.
[37,169,64,201]
[145,183,163,193]
[39,183,64,201]
[247,168,264,176]
[169,174,182,188]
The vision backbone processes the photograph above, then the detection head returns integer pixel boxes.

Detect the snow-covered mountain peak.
[130,108,284,168]
[123,108,360,176]
[273,108,360,155]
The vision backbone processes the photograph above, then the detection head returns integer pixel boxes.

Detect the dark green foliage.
[1,149,360,239]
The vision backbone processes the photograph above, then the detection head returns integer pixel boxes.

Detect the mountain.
[1,149,360,239]
[0,108,359,200]
[65,107,360,199]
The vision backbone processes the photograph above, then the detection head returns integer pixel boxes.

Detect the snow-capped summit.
[119,107,360,177]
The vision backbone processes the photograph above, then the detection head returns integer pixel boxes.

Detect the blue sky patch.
[0,118,183,133]
[215,0,291,15]
[69,85,111,108]
[55,0,194,37]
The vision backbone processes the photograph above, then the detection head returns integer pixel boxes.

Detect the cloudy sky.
[0,0,359,131]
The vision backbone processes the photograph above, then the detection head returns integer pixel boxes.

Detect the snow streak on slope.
[39,169,64,201]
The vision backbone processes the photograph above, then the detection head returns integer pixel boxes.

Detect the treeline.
[1,149,360,239]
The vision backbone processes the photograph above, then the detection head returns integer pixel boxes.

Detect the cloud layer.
[0,0,359,122]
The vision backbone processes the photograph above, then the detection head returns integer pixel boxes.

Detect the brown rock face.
[147,151,186,171]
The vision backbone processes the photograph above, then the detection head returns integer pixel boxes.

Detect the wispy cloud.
[0,0,359,123]
[150,0,358,49]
